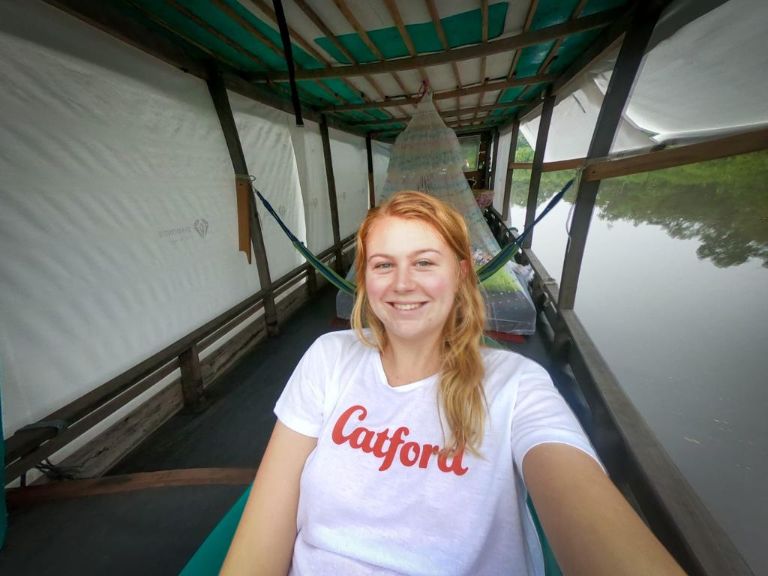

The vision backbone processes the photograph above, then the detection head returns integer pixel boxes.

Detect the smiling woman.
[220,191,686,576]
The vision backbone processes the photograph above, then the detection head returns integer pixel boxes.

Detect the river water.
[506,172,768,574]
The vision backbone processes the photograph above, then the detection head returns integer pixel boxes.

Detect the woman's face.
[364,216,466,348]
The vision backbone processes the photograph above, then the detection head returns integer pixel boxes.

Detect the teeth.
[393,303,421,311]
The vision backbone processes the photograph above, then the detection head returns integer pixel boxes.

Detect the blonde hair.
[350,191,487,455]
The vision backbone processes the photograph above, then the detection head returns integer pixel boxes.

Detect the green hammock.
[248,176,573,295]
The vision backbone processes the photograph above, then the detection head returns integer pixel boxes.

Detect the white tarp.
[521,0,768,160]
[329,128,369,239]
[0,1,291,437]
[290,120,335,253]
[492,129,513,213]
[372,140,392,205]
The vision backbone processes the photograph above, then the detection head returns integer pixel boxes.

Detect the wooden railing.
[483,206,754,575]
[4,234,356,484]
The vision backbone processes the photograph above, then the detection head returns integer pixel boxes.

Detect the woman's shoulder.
[481,346,546,375]
[480,346,550,394]
[310,329,369,357]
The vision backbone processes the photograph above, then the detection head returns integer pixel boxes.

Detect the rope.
[244,176,355,295]
[476,177,574,281]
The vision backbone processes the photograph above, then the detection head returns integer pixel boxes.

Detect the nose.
[394,265,415,292]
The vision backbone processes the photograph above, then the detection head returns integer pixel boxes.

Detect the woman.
[221,192,685,575]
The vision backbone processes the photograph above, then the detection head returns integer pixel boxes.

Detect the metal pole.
[558,1,666,311]
[206,70,278,335]
[319,114,344,274]
[366,134,375,208]
[522,91,556,249]
[502,120,520,223]
[271,0,303,126]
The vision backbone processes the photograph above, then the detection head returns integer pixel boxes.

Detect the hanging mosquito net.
[336,94,536,335]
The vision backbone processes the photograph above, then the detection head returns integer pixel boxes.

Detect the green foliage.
[506,145,768,268]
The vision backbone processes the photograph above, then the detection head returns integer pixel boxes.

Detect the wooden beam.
[366,134,375,208]
[245,0,386,118]
[384,0,430,85]
[292,0,409,117]
[539,0,590,75]
[7,468,256,507]
[319,114,344,274]
[207,72,278,335]
[558,2,666,312]
[522,92,555,249]
[425,0,463,122]
[512,4,635,125]
[470,0,490,125]
[260,9,622,80]
[179,343,206,410]
[332,0,413,104]
[164,0,267,68]
[584,127,768,181]
[323,74,553,112]
[502,121,520,221]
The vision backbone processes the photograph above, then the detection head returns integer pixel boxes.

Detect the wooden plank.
[261,9,622,80]
[489,127,500,187]
[292,0,410,118]
[584,127,768,181]
[56,373,185,480]
[246,0,387,115]
[179,344,206,410]
[236,178,252,263]
[319,115,344,274]
[522,92,555,249]
[501,121,520,221]
[424,0,463,119]
[207,73,278,334]
[366,134,375,207]
[323,74,553,112]
[7,468,256,507]
[558,2,665,312]
[331,0,413,107]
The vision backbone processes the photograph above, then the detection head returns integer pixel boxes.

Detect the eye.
[415,259,434,268]
[373,262,392,270]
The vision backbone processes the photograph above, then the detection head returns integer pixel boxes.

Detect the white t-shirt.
[275,330,600,576]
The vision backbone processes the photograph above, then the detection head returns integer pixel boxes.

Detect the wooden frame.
[259,9,623,80]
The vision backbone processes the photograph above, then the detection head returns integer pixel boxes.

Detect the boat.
[1,0,765,574]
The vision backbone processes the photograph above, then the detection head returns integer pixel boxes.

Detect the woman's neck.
[380,336,441,387]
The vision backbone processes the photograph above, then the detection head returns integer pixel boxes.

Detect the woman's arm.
[524,443,686,576]
[219,421,317,576]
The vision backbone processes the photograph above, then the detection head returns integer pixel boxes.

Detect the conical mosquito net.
[336,95,536,334]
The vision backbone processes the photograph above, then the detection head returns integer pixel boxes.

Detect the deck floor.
[0,285,572,575]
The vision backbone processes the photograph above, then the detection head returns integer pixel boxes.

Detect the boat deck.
[0,285,577,575]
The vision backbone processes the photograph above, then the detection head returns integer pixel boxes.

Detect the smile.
[390,302,425,311]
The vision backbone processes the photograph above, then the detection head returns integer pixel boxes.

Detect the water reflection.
[509,150,768,268]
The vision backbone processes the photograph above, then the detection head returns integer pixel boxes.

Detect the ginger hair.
[350,191,486,454]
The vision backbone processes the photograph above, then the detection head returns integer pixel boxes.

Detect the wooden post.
[319,114,344,274]
[179,344,206,411]
[206,71,279,335]
[558,2,666,312]
[522,91,556,249]
[366,134,375,208]
[489,127,500,189]
[501,121,520,223]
